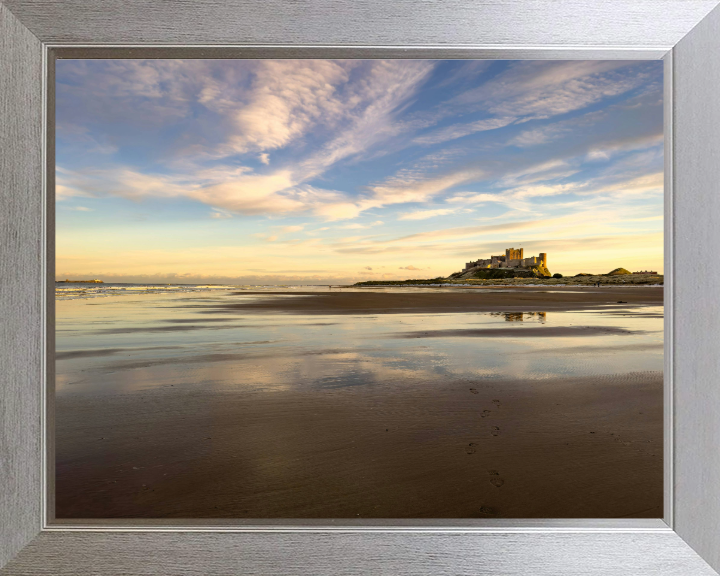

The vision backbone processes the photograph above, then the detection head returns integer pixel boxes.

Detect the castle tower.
[505,247,523,266]
[539,253,547,267]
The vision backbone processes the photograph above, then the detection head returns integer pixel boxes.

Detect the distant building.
[465,248,547,271]
[631,270,658,275]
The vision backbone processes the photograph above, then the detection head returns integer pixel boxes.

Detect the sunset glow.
[56,59,663,283]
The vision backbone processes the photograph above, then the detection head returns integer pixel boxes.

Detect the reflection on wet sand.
[55,286,663,519]
[493,311,546,322]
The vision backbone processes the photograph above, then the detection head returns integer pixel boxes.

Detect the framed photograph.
[2,1,720,574]
[51,55,670,523]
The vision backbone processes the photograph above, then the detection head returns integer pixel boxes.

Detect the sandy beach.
[212,285,663,315]
[55,286,663,519]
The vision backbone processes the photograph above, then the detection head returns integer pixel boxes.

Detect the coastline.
[352,274,663,288]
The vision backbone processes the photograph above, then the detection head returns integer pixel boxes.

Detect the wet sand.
[55,371,662,519]
[212,286,663,315]
[55,287,663,519]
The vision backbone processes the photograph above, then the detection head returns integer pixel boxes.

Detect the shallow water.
[56,289,663,396]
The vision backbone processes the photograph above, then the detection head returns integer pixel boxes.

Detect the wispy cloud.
[413,116,516,146]
[277,225,305,234]
[398,208,460,220]
[210,209,232,219]
[393,220,545,243]
[451,61,649,120]
[339,220,384,230]
[216,60,352,156]
[586,132,663,161]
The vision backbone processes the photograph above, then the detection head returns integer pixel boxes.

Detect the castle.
[464,248,547,271]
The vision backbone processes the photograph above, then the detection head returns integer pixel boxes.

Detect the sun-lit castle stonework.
[464,248,547,271]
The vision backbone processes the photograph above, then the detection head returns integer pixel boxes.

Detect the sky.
[56,59,663,284]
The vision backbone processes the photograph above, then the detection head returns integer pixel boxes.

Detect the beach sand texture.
[55,286,663,519]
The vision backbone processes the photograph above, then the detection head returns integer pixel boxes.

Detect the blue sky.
[56,59,663,283]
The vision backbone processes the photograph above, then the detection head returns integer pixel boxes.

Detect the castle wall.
[465,257,495,270]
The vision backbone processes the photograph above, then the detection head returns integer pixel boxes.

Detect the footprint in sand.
[470,388,479,395]
[465,442,478,454]
[492,399,501,407]
[491,426,500,437]
[487,470,504,487]
[481,410,492,418]
[478,505,496,515]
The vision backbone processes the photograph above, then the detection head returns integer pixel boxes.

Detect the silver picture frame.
[2,1,720,573]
